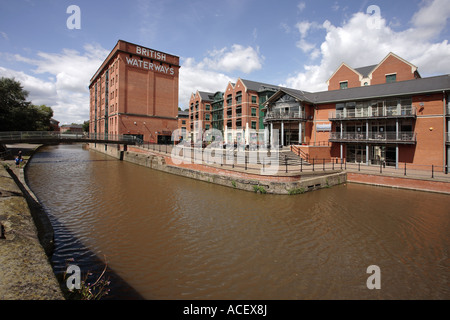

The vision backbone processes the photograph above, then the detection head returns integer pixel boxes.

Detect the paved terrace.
[130,143,450,194]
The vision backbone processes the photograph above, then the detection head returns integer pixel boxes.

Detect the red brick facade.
[89,40,180,143]
[327,52,420,90]
[189,91,213,142]
[370,54,419,85]
[327,63,362,91]
[223,79,263,144]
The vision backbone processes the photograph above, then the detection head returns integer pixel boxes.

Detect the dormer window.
[386,74,397,83]
[340,81,348,89]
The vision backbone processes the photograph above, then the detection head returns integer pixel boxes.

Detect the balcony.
[329,106,416,120]
[264,110,306,122]
[329,131,416,144]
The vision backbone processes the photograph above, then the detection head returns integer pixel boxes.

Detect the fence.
[0,131,140,144]
[136,142,450,180]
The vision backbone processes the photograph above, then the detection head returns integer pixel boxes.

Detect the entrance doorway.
[370,146,396,166]
[347,145,366,163]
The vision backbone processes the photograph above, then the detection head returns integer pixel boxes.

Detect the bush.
[253,185,267,194]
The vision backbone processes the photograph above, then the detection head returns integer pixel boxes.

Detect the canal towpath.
[0,143,64,300]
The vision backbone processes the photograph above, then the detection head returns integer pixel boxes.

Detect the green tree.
[82,120,89,132]
[0,77,31,130]
[32,104,54,131]
[0,77,54,131]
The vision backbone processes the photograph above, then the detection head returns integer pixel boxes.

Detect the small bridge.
[0,131,141,146]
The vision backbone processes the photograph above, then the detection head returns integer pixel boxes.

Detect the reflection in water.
[26,144,450,299]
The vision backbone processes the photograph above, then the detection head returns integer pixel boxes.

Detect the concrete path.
[0,144,64,300]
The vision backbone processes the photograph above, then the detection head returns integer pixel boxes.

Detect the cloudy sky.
[1,0,449,124]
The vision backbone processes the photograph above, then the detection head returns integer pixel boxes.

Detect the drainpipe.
[445,91,448,172]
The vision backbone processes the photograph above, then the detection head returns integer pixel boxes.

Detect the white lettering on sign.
[136,46,167,61]
[126,57,175,75]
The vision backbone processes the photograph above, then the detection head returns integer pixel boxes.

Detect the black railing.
[329,131,416,143]
[135,142,450,180]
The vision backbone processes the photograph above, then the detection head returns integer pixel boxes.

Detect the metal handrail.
[329,106,416,119]
[265,111,306,121]
[0,131,139,143]
[329,131,416,142]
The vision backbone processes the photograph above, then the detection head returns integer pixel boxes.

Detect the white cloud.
[179,57,233,109]
[201,44,264,74]
[0,43,109,124]
[296,21,312,38]
[297,2,306,12]
[280,23,291,34]
[0,32,8,41]
[410,0,450,40]
[284,0,450,92]
[177,44,265,107]
[0,66,56,103]
[177,44,264,108]
[295,21,322,58]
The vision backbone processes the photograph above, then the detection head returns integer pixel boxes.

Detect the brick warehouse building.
[187,52,450,169]
[89,40,180,144]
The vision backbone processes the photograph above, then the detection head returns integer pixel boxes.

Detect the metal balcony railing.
[264,110,306,121]
[329,106,416,120]
[329,131,416,143]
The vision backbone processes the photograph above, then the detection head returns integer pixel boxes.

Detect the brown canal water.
[26,144,450,299]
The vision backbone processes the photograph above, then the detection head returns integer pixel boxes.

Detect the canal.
[26,144,450,299]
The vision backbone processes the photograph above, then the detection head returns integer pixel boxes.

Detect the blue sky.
[1,0,449,124]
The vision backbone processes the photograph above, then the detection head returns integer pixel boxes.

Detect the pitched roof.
[198,91,215,101]
[240,79,284,92]
[263,74,450,106]
[305,74,450,104]
[354,65,378,78]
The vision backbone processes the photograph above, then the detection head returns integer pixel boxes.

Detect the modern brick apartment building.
[89,40,180,144]
[263,52,450,168]
[189,52,449,169]
[188,79,280,146]
[188,91,214,142]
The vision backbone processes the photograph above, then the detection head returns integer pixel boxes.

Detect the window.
[205,124,210,130]
[182,120,186,125]
[205,114,210,121]
[251,121,257,129]
[227,94,232,106]
[236,91,242,104]
[251,108,257,117]
[205,104,210,111]
[251,96,257,104]
[386,74,397,83]
[340,81,348,89]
